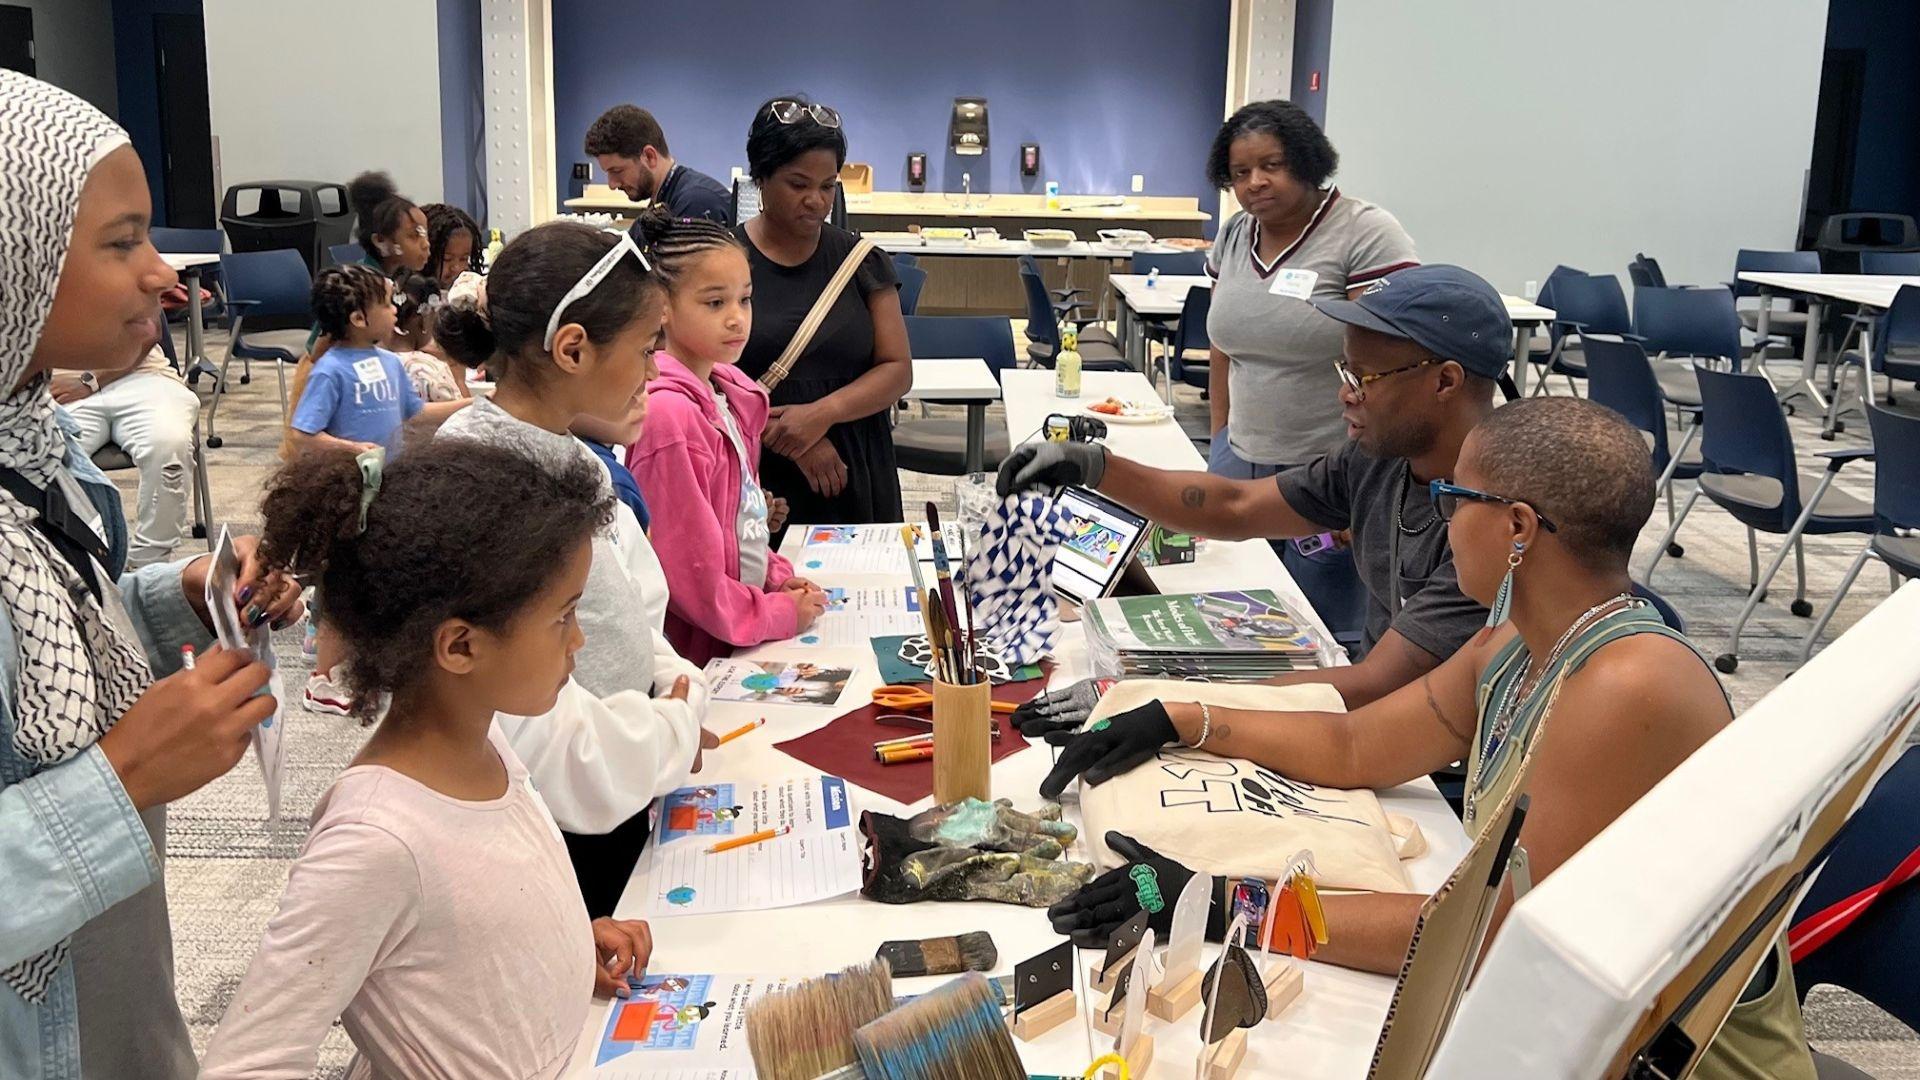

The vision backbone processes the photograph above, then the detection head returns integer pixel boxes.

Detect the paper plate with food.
[1083,396,1175,424]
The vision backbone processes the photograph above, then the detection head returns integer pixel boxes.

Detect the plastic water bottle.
[1055,325,1082,398]
[1147,267,1160,289]
[1045,181,1061,212]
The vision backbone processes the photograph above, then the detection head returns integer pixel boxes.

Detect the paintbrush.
[955,525,978,681]
[924,503,968,684]
[900,524,930,598]
[852,972,1025,1080]
[875,931,998,977]
[745,960,894,1080]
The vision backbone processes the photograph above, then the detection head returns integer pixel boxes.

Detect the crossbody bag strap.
[0,467,107,602]
[757,236,876,393]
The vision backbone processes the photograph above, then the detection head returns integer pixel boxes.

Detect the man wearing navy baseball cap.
[1000,264,1506,722]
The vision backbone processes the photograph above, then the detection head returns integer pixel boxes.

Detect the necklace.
[1395,463,1437,537]
[1472,592,1638,811]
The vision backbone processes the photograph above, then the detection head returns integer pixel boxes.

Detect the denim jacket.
[0,415,211,1078]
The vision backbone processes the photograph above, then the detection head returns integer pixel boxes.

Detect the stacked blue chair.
[1858,250,1920,276]
[207,248,313,448]
[1632,284,1743,410]
[1142,281,1213,395]
[1128,251,1207,277]
[1801,405,1917,661]
[895,260,929,317]
[1584,336,1702,558]
[1731,248,1820,365]
[892,315,1017,475]
[1644,367,1874,672]
[1018,256,1126,370]
[1827,284,1920,437]
[1535,270,1631,394]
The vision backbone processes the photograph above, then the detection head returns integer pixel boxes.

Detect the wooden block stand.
[1264,962,1305,1020]
[1008,990,1076,1041]
[1147,966,1204,1021]
[1098,1034,1155,1080]
[1202,1029,1248,1079]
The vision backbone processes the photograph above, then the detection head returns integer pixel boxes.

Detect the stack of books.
[1084,590,1327,680]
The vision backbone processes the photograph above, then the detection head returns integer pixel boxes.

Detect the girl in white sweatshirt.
[203,440,653,1079]
[435,223,712,915]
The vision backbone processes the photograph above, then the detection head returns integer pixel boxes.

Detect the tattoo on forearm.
[1180,485,1206,509]
[1423,674,1472,742]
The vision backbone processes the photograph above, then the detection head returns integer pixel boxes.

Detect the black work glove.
[995,440,1108,497]
[1010,678,1109,738]
[1037,700,1178,799]
[1046,832,1227,947]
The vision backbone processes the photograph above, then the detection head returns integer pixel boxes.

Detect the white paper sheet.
[588,973,792,1078]
[788,523,960,575]
[626,775,862,916]
[795,585,928,647]
[702,659,854,709]
[205,527,285,821]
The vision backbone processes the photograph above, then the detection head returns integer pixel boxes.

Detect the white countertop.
[877,237,1199,260]
[1736,270,1920,309]
[906,358,1000,401]
[563,367,1470,1076]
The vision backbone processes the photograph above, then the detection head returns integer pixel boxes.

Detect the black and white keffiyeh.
[0,70,153,1003]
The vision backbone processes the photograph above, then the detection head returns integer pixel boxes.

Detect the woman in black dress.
[734,96,910,527]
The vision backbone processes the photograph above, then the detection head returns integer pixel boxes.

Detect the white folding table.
[904,357,1001,473]
[565,367,1470,1077]
[1736,270,1920,432]
[161,252,221,384]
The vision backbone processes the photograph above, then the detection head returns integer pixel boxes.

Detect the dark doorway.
[154,12,215,228]
[0,5,35,77]
[1802,47,1865,249]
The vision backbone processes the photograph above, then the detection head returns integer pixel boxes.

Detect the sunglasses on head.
[1429,480,1559,532]
[767,99,842,129]
[543,232,652,351]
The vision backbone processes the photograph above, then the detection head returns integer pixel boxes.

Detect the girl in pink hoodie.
[627,209,829,665]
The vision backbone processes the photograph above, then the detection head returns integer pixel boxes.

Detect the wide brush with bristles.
[745,961,894,1080]
[852,972,1025,1080]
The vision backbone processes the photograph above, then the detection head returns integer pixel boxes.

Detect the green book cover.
[1090,590,1318,654]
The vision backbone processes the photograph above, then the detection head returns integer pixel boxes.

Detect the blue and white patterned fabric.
[963,493,1068,667]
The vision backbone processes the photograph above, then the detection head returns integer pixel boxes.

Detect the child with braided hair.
[624,206,827,666]
[422,202,483,288]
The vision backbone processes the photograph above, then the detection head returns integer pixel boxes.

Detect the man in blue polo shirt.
[999,265,1509,716]
[585,104,732,226]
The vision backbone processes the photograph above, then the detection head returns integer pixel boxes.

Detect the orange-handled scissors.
[871,684,1019,714]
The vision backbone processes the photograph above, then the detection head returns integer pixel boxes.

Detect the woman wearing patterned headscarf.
[0,72,303,1078]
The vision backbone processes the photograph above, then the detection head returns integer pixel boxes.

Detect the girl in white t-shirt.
[202,439,657,1080]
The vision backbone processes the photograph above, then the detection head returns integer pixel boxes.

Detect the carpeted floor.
[109,325,1917,1077]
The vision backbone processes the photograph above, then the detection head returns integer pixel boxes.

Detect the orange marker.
[879,745,936,765]
[715,718,766,746]
[706,825,789,854]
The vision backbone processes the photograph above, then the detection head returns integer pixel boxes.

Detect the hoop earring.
[1486,541,1525,628]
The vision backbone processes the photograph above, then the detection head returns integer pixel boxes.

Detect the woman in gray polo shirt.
[1204,99,1418,477]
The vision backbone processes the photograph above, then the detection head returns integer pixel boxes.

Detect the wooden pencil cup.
[932,678,992,804]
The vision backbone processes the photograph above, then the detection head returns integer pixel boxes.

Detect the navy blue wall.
[111,0,202,227]
[1825,0,1920,219]
[437,0,485,219]
[1291,0,1332,128]
[551,0,1231,228]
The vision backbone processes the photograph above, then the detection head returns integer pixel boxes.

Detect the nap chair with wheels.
[1642,367,1874,673]
[1628,252,1668,289]
[1632,284,1744,410]
[1534,270,1632,394]
[152,226,228,381]
[208,248,314,448]
[89,417,214,549]
[892,315,1015,476]
[1519,265,1586,380]
[1826,284,1920,437]
[1128,251,1207,277]
[894,260,928,317]
[1732,248,1820,365]
[1142,281,1212,399]
[1858,250,1920,276]
[1018,256,1125,370]
[1584,336,1704,558]
[1017,252,1106,337]
[1801,405,1919,662]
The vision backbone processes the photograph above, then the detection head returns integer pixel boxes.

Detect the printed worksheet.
[703,659,853,708]
[795,585,928,647]
[206,527,286,822]
[654,776,849,846]
[789,523,961,574]
[626,776,861,915]
[590,972,793,1077]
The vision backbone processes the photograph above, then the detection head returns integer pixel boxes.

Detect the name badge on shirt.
[352,357,388,385]
[1268,268,1319,301]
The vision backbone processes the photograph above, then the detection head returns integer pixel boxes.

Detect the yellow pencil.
[706,825,789,854]
[714,717,765,746]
